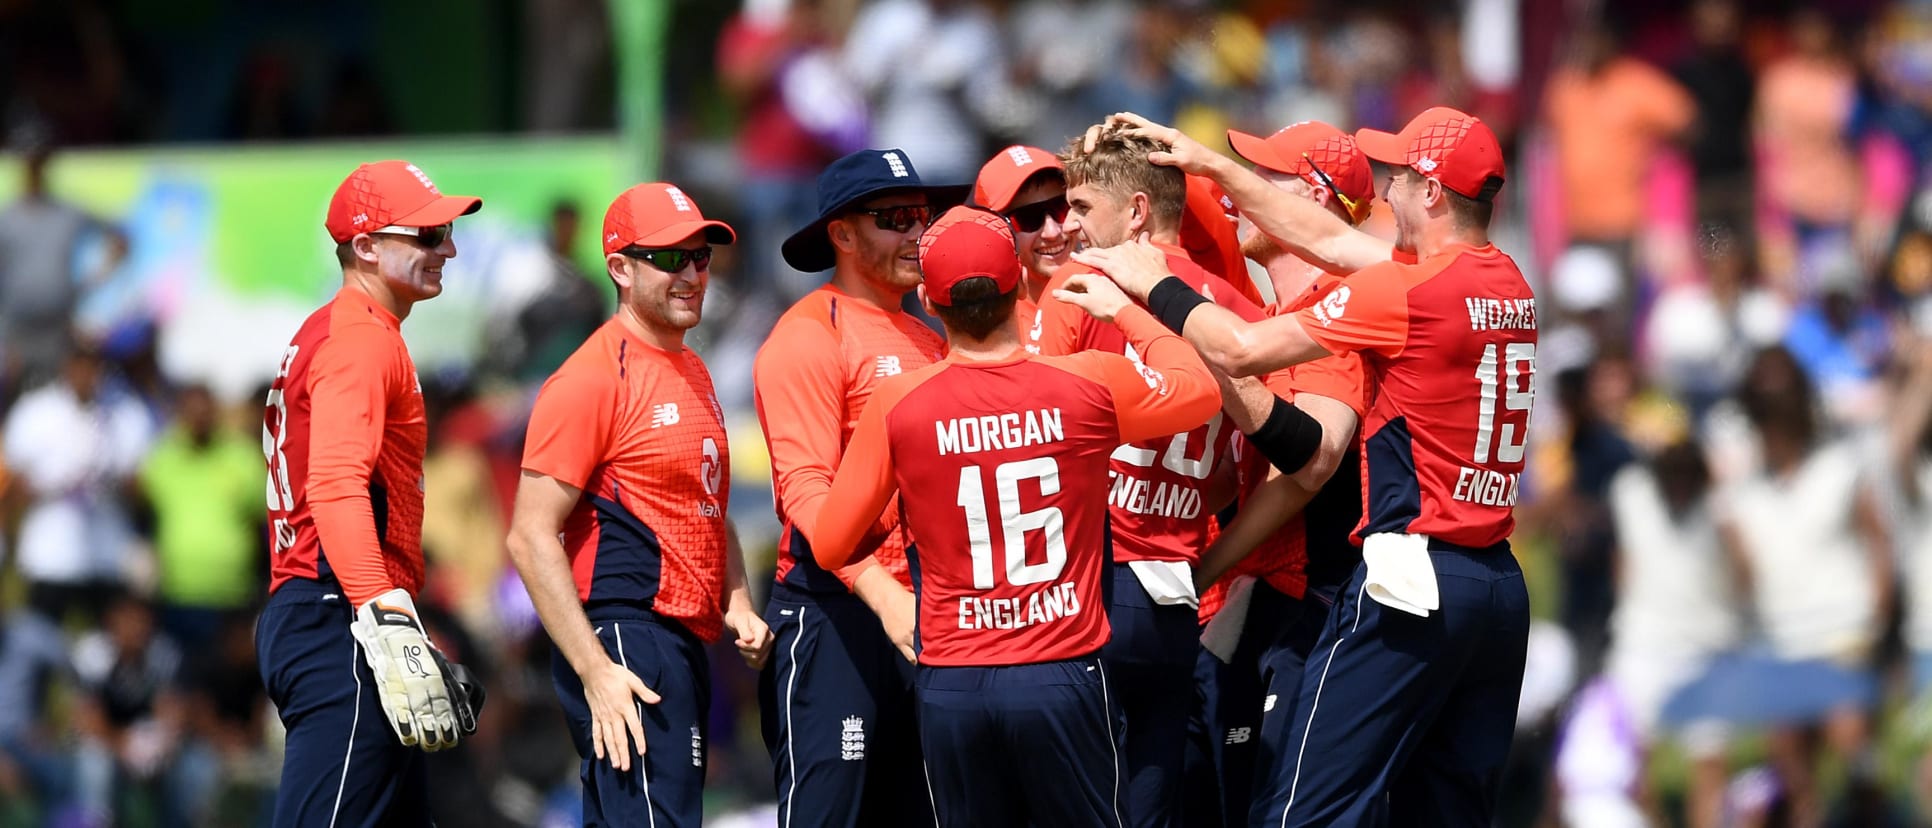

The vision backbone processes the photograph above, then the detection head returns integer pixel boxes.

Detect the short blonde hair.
[1061,126,1185,230]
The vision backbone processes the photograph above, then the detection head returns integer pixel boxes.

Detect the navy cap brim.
[781,183,970,273]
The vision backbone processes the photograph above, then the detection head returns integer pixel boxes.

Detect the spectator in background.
[1673,0,1757,243]
[1717,345,1889,827]
[136,383,262,645]
[71,593,186,827]
[175,613,271,825]
[1892,334,1932,822]
[1754,8,1865,295]
[2,338,153,626]
[1593,440,1739,828]
[1548,353,1640,678]
[843,0,1007,185]
[1542,20,1695,316]
[718,0,862,303]
[0,602,74,816]
[515,202,607,381]
[0,136,128,404]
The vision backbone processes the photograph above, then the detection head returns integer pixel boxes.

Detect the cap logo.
[1415,157,1439,173]
[404,163,440,194]
[882,152,910,178]
[606,231,619,242]
[1006,146,1034,167]
[666,186,694,212]
[353,213,370,226]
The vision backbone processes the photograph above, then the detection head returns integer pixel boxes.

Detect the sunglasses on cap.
[619,245,714,273]
[1301,154,1368,225]
[850,204,932,234]
[371,222,453,248]
[1005,195,1069,234]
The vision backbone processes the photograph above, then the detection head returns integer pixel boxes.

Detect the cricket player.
[1192,121,1380,824]
[811,205,1222,826]
[256,160,483,827]
[754,148,959,825]
[1031,125,1271,828]
[1067,107,1536,827]
[972,144,1072,310]
[506,182,773,828]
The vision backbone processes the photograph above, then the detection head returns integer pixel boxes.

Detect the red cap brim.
[1227,129,1292,175]
[1352,128,1408,166]
[635,219,737,247]
[391,194,483,228]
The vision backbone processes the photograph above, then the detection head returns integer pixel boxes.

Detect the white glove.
[349,589,461,751]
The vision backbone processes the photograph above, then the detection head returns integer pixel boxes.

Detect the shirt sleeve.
[1289,353,1370,419]
[1086,304,1222,444]
[753,316,851,539]
[1290,261,1412,358]
[521,366,619,491]
[305,327,403,606]
[809,378,907,571]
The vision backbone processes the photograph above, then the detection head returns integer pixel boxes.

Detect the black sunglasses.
[620,245,713,273]
[850,205,932,234]
[371,222,453,248]
[1005,195,1069,233]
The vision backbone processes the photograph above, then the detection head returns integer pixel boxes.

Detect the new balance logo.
[667,186,694,212]
[1006,146,1034,166]
[882,152,910,178]
[1225,727,1253,745]
[874,355,902,377]
[1416,156,1439,173]
[651,403,681,428]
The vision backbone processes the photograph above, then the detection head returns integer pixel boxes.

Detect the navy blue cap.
[781,148,969,272]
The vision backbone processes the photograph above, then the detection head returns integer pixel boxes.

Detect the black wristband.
[1249,396,1324,475]
[1146,276,1210,334]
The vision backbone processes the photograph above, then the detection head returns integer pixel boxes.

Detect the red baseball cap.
[973,145,1066,212]
[325,160,481,243]
[918,206,1021,305]
[1353,107,1505,201]
[1228,121,1374,212]
[602,182,737,255]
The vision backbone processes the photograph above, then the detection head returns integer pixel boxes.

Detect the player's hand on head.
[1052,273,1133,323]
[581,658,661,772]
[1107,112,1217,176]
[1070,234,1171,300]
[727,607,775,670]
[349,588,464,752]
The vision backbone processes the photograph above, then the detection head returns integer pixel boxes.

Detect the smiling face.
[612,234,711,338]
[368,227,458,303]
[1065,182,1137,250]
[1007,178,1072,280]
[833,193,931,297]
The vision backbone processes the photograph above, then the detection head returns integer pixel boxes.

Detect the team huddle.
[256,106,1537,828]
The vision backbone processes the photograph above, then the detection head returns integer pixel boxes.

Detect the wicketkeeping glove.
[350,589,462,751]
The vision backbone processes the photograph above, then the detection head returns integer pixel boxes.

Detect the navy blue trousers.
[257,579,430,828]
[918,658,1124,827]
[1267,543,1530,828]
[1100,565,1202,828]
[758,591,930,827]
[552,611,711,828]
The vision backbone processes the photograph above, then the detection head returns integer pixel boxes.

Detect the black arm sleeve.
[1248,396,1324,474]
[1146,276,1211,334]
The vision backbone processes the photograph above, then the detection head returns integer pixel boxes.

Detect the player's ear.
[1128,192,1151,234]
[1424,177,1446,211]
[351,234,381,266]
[829,218,858,255]
[917,284,936,315]
[606,254,634,291]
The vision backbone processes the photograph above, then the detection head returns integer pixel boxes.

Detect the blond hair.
[1060,126,1185,230]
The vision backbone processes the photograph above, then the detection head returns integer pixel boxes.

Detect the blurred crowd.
[9,0,1932,826]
